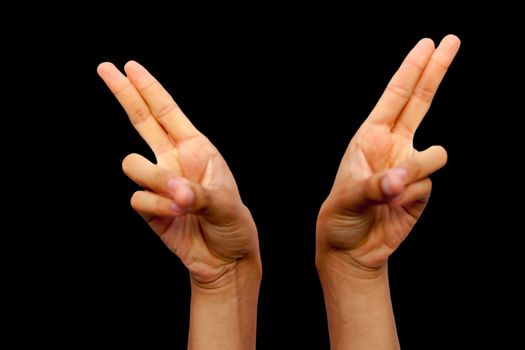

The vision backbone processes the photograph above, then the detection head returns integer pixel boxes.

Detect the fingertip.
[432,145,448,167]
[97,62,115,76]
[440,34,461,53]
[440,146,448,165]
[121,153,141,175]
[170,201,185,215]
[381,168,407,197]
[418,37,435,50]
[124,60,144,74]
[380,175,393,196]
[402,37,435,71]
[169,178,195,209]
[444,34,461,46]
[130,191,142,210]
[175,183,195,208]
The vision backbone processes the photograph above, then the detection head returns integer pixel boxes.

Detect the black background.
[44,14,515,349]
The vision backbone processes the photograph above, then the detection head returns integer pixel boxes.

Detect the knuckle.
[131,105,151,123]
[413,85,435,103]
[138,79,159,93]
[404,57,426,71]
[114,82,132,96]
[155,196,167,213]
[430,56,450,71]
[156,101,179,119]
[154,140,174,155]
[153,169,167,189]
[386,83,412,99]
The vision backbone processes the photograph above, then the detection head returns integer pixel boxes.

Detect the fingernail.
[390,193,404,205]
[392,167,408,181]
[381,168,408,196]
[168,178,194,208]
[381,175,393,196]
[176,182,195,207]
[168,178,179,191]
[170,201,184,215]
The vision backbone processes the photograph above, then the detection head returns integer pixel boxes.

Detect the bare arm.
[316,35,461,349]
[98,61,261,349]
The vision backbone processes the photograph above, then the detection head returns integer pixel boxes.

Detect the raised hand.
[316,35,461,350]
[317,35,461,271]
[98,61,260,285]
[98,61,260,349]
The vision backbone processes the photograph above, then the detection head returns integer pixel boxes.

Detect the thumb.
[337,145,447,212]
[364,167,408,203]
[339,168,407,211]
[168,178,240,226]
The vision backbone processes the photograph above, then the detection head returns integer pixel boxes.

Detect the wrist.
[317,250,399,349]
[190,256,262,300]
[188,257,261,350]
[316,247,387,282]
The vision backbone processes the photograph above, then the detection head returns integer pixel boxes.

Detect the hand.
[97,61,260,287]
[317,35,461,273]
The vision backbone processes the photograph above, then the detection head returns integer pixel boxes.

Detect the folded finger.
[122,153,178,194]
[131,190,182,217]
[400,145,448,183]
[336,146,446,212]
[122,153,214,216]
[391,177,432,207]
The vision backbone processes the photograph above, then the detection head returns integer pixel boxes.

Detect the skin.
[97,33,460,349]
[97,61,261,350]
[316,34,461,349]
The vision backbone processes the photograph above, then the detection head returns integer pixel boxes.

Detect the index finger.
[124,61,200,143]
[366,38,435,125]
[393,35,461,137]
[97,62,174,155]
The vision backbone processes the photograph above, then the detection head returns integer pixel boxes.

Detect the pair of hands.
[98,34,460,348]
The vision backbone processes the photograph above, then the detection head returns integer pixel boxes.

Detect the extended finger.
[367,38,435,125]
[393,35,461,137]
[124,61,200,143]
[97,62,174,155]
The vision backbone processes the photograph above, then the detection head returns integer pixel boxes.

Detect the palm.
[339,125,421,263]
[153,137,246,275]
[319,36,460,268]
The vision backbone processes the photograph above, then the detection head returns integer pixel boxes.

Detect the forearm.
[317,253,399,350]
[188,259,261,350]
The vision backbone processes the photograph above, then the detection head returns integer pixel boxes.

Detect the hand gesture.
[317,36,461,271]
[98,61,260,287]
